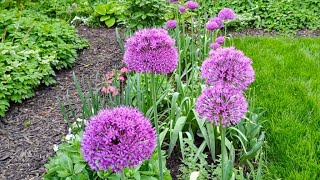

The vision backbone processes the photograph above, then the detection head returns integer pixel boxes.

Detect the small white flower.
[53,144,59,152]
[65,134,75,142]
[68,127,72,134]
[190,171,200,180]
[76,118,83,122]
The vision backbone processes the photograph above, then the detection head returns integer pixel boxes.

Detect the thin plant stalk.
[121,171,126,180]
[151,73,163,180]
[220,118,227,180]
[175,5,182,76]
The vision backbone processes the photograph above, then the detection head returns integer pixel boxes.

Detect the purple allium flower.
[124,28,178,74]
[81,107,156,173]
[206,17,223,31]
[209,43,221,50]
[212,17,224,28]
[179,6,186,14]
[185,1,199,11]
[195,86,247,127]
[218,8,236,20]
[215,36,225,44]
[201,47,255,90]
[168,0,178,3]
[165,20,177,29]
[206,21,219,31]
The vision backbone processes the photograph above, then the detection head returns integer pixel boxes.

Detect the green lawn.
[234,37,320,179]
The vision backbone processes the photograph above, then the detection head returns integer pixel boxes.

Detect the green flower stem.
[151,73,163,180]
[220,120,227,180]
[175,5,181,76]
[121,170,126,180]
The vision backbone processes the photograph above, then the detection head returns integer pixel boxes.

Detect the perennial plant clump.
[81,107,156,172]
[124,28,178,74]
[202,47,255,90]
[195,85,248,127]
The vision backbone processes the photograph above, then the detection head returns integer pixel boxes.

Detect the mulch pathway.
[0,25,122,180]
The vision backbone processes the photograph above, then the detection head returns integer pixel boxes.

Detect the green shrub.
[218,0,320,32]
[126,0,172,29]
[0,9,88,117]
[93,2,128,27]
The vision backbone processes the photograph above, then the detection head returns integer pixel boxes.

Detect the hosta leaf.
[95,5,107,15]
[105,17,116,27]
[100,15,110,22]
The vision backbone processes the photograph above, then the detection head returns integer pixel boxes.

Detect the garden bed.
[0,25,122,179]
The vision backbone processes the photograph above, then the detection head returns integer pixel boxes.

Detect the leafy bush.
[126,0,172,29]
[93,2,127,27]
[0,9,87,117]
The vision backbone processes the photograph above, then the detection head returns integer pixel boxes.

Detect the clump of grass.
[234,37,320,179]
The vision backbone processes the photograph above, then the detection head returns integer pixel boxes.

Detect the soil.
[0,25,319,180]
[0,25,122,180]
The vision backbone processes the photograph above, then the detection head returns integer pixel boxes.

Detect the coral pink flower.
[120,67,128,73]
[101,87,107,94]
[119,76,125,81]
[105,72,114,80]
[107,86,118,96]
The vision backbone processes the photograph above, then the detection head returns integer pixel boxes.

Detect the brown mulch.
[0,25,122,180]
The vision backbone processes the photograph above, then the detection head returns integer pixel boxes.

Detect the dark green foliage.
[218,0,320,32]
[126,0,172,29]
[0,9,88,117]
[93,2,128,27]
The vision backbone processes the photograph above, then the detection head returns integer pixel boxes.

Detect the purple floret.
[124,28,178,74]
[165,20,177,29]
[206,17,224,31]
[215,36,225,44]
[202,47,255,90]
[81,107,156,173]
[218,8,236,20]
[179,6,186,14]
[196,86,247,127]
[209,43,221,50]
[185,1,199,11]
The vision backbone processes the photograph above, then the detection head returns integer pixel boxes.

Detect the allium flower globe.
[206,17,224,31]
[185,1,199,11]
[124,28,178,74]
[196,86,247,127]
[209,43,221,50]
[165,20,177,29]
[179,6,186,14]
[81,107,156,172]
[202,47,255,90]
[206,21,219,31]
[215,36,225,44]
[218,8,236,20]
